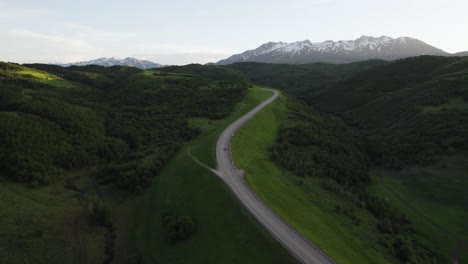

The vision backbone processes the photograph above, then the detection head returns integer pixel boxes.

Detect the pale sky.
[1,0,467,65]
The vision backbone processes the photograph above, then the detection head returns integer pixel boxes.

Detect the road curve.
[215,89,335,264]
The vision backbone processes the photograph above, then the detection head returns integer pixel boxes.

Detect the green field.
[133,87,295,263]
[231,91,396,264]
[368,155,468,263]
[0,170,106,264]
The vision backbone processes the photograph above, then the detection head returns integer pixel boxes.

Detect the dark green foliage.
[270,98,439,262]
[309,56,468,169]
[0,62,248,192]
[226,60,386,99]
[162,213,196,243]
[0,112,65,183]
[229,56,468,171]
[89,197,111,227]
[159,63,251,86]
[272,98,368,190]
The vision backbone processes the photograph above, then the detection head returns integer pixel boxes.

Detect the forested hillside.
[158,64,251,86]
[1,62,247,191]
[228,56,468,169]
[226,60,386,99]
[0,62,250,263]
[310,56,468,168]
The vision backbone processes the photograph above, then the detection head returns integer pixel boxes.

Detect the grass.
[231,91,395,264]
[368,155,468,263]
[15,69,76,88]
[421,97,467,113]
[133,87,296,264]
[0,170,106,264]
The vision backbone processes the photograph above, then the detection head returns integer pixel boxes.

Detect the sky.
[1,0,467,65]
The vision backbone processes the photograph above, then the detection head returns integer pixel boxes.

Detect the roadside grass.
[231,91,394,264]
[134,87,295,264]
[0,170,106,264]
[368,155,468,263]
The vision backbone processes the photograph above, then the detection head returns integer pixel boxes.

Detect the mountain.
[453,51,468,57]
[60,57,163,69]
[217,36,449,65]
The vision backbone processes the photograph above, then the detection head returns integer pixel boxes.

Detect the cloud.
[1,29,96,63]
[0,7,56,19]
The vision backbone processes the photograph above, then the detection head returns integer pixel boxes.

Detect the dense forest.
[272,98,369,190]
[0,62,248,191]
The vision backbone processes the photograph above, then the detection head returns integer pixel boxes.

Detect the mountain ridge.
[217,35,451,65]
[59,56,163,69]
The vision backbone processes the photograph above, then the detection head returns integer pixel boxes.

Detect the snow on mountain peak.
[59,57,163,69]
[216,35,448,65]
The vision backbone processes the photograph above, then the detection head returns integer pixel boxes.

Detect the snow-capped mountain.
[217,36,449,65]
[60,57,163,69]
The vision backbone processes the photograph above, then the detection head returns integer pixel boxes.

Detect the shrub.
[89,197,111,227]
[162,213,196,243]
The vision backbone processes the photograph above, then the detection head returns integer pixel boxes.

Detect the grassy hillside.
[0,62,256,263]
[231,56,467,263]
[368,155,468,263]
[231,91,393,263]
[134,87,295,263]
[231,92,443,263]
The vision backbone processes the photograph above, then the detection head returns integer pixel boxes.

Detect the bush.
[89,197,111,227]
[162,213,196,243]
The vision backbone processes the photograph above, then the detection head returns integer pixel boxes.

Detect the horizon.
[1,0,468,65]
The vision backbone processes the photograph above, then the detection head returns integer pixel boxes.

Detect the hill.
[228,55,468,262]
[0,62,276,263]
[310,56,468,168]
[226,60,387,99]
[158,63,250,86]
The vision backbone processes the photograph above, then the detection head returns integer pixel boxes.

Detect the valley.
[1,51,467,264]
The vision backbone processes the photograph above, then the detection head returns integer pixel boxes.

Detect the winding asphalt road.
[214,89,335,264]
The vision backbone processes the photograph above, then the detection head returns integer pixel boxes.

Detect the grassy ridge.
[134,87,295,263]
[231,91,393,264]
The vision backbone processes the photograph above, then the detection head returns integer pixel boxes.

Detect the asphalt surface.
[215,89,335,264]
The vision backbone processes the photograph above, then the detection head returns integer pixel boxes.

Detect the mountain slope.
[310,56,468,168]
[217,36,449,65]
[453,51,468,57]
[60,57,163,69]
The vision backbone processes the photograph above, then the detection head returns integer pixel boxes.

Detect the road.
[214,89,335,264]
